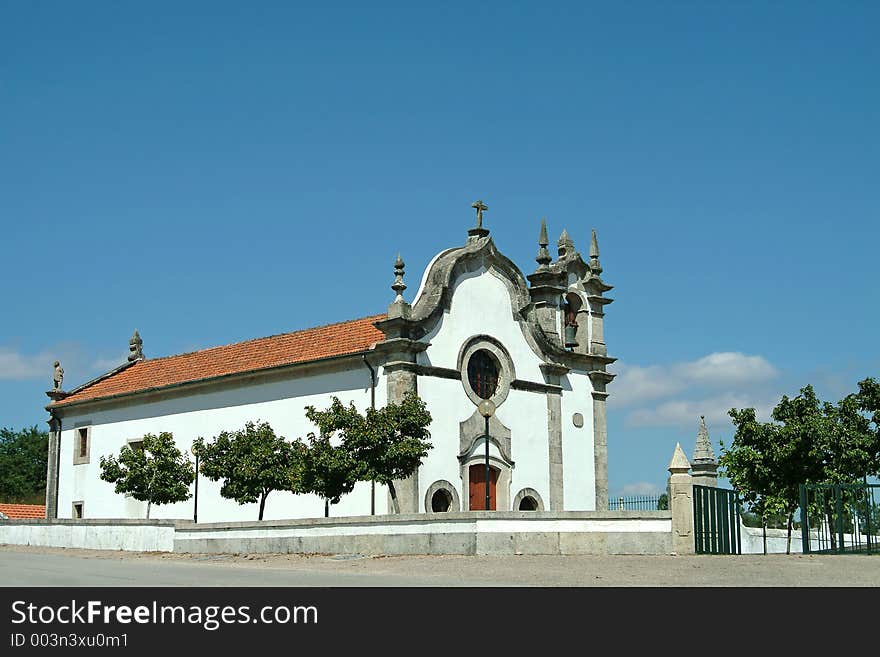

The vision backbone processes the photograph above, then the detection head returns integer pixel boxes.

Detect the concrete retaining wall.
[173,511,672,556]
[0,519,177,552]
[1,511,672,556]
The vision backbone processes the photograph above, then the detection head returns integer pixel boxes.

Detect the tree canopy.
[0,426,48,504]
[720,378,880,552]
[195,421,302,520]
[304,392,432,513]
[298,431,357,517]
[99,432,194,519]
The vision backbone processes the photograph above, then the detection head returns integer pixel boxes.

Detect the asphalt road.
[3,544,880,587]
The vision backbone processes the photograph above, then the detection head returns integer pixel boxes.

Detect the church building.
[44,204,616,522]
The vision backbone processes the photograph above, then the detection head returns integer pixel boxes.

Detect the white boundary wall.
[1,512,672,556]
[0,519,176,552]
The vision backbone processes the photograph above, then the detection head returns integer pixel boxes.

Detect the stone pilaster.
[44,411,61,519]
[373,288,428,513]
[384,362,420,513]
[668,442,694,555]
[588,371,613,511]
[540,363,567,510]
[586,295,610,357]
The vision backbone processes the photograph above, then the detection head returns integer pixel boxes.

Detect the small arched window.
[518,496,539,511]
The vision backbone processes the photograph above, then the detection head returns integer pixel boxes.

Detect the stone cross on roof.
[471,200,488,228]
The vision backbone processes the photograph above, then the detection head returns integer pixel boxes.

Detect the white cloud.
[608,351,779,430]
[0,348,55,380]
[92,354,128,373]
[626,393,775,429]
[610,363,686,407]
[611,352,778,408]
[679,352,778,386]
[0,344,124,384]
[618,481,663,496]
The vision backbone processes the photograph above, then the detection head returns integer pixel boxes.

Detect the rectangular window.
[72,502,83,519]
[73,425,91,465]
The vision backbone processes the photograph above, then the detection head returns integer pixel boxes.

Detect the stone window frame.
[513,487,545,511]
[72,501,84,519]
[72,423,91,465]
[457,335,516,409]
[126,437,145,451]
[424,480,461,513]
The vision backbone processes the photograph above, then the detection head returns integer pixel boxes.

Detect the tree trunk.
[786,511,794,555]
[324,499,329,518]
[762,516,767,555]
[146,500,151,520]
[258,492,267,521]
[388,480,400,514]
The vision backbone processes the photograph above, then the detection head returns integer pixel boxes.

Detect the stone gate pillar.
[668,442,694,555]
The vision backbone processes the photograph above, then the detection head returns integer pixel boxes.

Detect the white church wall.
[416,379,549,511]
[56,365,388,522]
[418,266,545,382]
[413,265,560,511]
[499,388,551,508]
[561,369,596,510]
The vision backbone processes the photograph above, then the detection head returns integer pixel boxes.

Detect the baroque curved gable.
[401,235,611,372]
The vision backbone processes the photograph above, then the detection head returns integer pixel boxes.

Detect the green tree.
[99,432,194,519]
[656,493,668,511]
[304,392,432,514]
[299,432,357,517]
[721,387,827,553]
[195,421,302,520]
[0,426,49,504]
[819,378,880,483]
[721,379,880,553]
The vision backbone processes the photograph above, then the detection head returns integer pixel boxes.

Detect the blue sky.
[2,2,878,497]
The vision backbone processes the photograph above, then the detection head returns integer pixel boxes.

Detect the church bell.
[564,324,578,349]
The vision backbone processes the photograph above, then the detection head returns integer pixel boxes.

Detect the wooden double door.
[469,464,499,511]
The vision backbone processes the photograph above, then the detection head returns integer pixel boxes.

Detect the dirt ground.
[3,543,880,586]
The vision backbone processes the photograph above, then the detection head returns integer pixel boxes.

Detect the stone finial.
[535,218,551,271]
[589,229,603,274]
[693,415,715,463]
[391,253,407,302]
[52,360,64,391]
[691,415,718,487]
[667,442,691,474]
[557,228,574,258]
[128,329,144,362]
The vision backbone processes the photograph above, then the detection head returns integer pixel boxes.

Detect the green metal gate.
[799,483,879,554]
[694,485,742,554]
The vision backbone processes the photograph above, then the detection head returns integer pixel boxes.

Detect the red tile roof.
[0,504,46,519]
[52,314,386,408]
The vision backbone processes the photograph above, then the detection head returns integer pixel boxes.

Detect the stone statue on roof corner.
[53,360,64,390]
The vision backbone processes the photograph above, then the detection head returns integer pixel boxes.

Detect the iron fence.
[608,494,665,511]
[799,483,879,555]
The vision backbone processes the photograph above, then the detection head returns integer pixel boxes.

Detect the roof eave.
[47,348,377,415]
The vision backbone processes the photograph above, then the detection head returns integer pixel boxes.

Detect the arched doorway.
[469,464,499,510]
